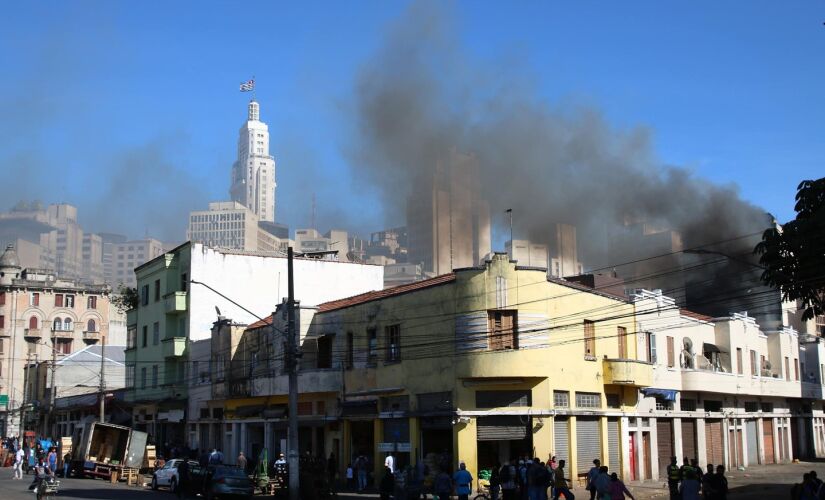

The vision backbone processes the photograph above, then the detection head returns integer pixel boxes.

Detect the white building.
[106,237,166,288]
[229,100,276,223]
[506,239,548,269]
[188,202,288,253]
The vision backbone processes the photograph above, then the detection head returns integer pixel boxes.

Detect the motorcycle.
[35,476,60,500]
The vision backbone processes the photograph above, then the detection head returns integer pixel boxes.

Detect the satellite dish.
[215,306,222,317]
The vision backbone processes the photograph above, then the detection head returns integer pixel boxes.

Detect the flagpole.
[252,75,256,102]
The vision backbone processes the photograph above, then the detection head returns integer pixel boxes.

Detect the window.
[750,350,758,376]
[655,399,673,411]
[553,391,569,408]
[140,285,149,306]
[575,392,601,408]
[761,402,774,412]
[744,402,759,412]
[681,399,697,411]
[53,318,62,331]
[181,273,187,292]
[760,355,766,375]
[0,339,4,355]
[126,364,135,388]
[476,390,531,408]
[317,336,332,369]
[0,292,4,305]
[30,292,39,306]
[151,365,158,388]
[56,339,72,354]
[367,328,377,364]
[785,356,790,380]
[704,400,722,412]
[736,348,743,375]
[65,295,75,308]
[28,316,38,330]
[0,315,4,329]
[153,322,159,345]
[606,393,621,409]
[617,326,627,358]
[142,326,148,347]
[816,315,825,336]
[795,358,800,381]
[87,319,96,332]
[154,280,161,301]
[488,310,517,351]
[345,332,354,369]
[63,318,72,331]
[584,320,596,359]
[646,332,657,363]
[127,326,136,349]
[666,336,675,368]
[385,324,400,362]
[87,296,97,309]
[55,294,64,307]
[141,367,147,389]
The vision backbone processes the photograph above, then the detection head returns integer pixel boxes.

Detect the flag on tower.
[239,79,255,92]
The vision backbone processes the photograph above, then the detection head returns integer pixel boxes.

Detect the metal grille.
[477,416,528,441]
[681,399,697,411]
[554,391,570,408]
[656,419,673,478]
[554,417,569,463]
[746,420,758,465]
[576,417,601,472]
[682,420,697,462]
[608,418,620,470]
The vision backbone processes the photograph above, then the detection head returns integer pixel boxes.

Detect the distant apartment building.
[407,151,491,275]
[108,238,166,288]
[0,245,112,436]
[366,226,408,262]
[188,201,288,254]
[506,239,548,269]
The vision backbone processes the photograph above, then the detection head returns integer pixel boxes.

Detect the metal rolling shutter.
[705,420,724,466]
[763,419,775,464]
[746,420,758,465]
[657,419,673,478]
[554,417,569,464]
[577,418,601,472]
[681,420,697,462]
[477,416,528,441]
[608,418,620,471]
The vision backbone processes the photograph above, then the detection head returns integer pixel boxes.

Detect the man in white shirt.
[384,454,394,473]
[13,447,25,479]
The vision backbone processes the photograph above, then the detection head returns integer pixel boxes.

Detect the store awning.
[703,342,723,354]
[641,388,678,402]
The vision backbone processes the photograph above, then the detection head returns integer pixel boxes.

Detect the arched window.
[29,316,38,329]
[63,318,72,331]
[87,319,96,332]
[53,318,62,331]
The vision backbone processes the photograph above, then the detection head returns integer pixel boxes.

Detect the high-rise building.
[229,100,276,223]
[407,151,491,275]
[108,238,166,288]
[506,239,549,269]
[188,202,289,254]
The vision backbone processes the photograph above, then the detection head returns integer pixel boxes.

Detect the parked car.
[201,465,254,500]
[151,459,199,492]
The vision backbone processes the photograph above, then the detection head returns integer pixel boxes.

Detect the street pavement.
[1,460,823,499]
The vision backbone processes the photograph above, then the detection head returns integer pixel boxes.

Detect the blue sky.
[0,1,822,242]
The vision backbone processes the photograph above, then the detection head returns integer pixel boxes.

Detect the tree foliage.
[111,285,139,313]
[755,177,825,321]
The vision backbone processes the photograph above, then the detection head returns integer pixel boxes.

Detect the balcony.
[83,330,101,342]
[164,292,187,314]
[51,328,74,339]
[162,336,186,358]
[24,328,43,339]
[602,358,654,387]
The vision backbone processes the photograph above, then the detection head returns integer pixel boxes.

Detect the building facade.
[188,202,288,253]
[229,100,276,223]
[105,237,166,288]
[0,245,111,436]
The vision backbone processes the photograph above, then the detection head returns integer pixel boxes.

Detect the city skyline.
[1,2,822,245]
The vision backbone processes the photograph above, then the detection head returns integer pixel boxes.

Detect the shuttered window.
[750,350,757,376]
[617,327,627,358]
[554,418,569,463]
[476,390,531,408]
[666,337,675,367]
[794,359,800,381]
[584,320,596,358]
[477,416,528,441]
[488,310,517,351]
[785,356,790,380]
[736,348,743,374]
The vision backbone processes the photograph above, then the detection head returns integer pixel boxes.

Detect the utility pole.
[286,247,300,500]
[99,334,106,422]
[49,341,57,437]
[20,353,30,434]
[506,209,514,250]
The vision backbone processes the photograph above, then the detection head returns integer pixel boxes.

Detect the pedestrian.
[666,456,681,500]
[453,462,473,500]
[551,459,574,500]
[593,466,610,500]
[681,459,701,500]
[701,464,714,500]
[501,460,517,500]
[490,461,501,500]
[586,459,601,500]
[177,458,190,498]
[47,446,57,475]
[519,460,529,500]
[380,466,395,500]
[237,451,248,473]
[385,453,395,474]
[528,458,549,500]
[328,452,338,486]
[708,465,727,500]
[346,463,355,490]
[62,451,71,478]
[355,453,369,491]
[434,468,452,500]
[607,473,634,500]
[209,448,221,465]
[13,446,24,479]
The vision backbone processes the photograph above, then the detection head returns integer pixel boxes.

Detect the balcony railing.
[164,292,187,314]
[83,330,101,341]
[24,328,43,338]
[602,358,654,387]
[162,336,186,358]
[51,328,74,339]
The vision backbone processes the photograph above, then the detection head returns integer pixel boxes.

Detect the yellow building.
[313,253,652,482]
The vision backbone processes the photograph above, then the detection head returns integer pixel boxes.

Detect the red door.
[629,433,637,481]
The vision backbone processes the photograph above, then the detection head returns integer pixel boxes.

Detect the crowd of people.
[665,456,728,500]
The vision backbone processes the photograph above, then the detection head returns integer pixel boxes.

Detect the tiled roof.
[317,273,456,313]
[247,316,273,330]
[546,277,629,302]
[680,308,715,323]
